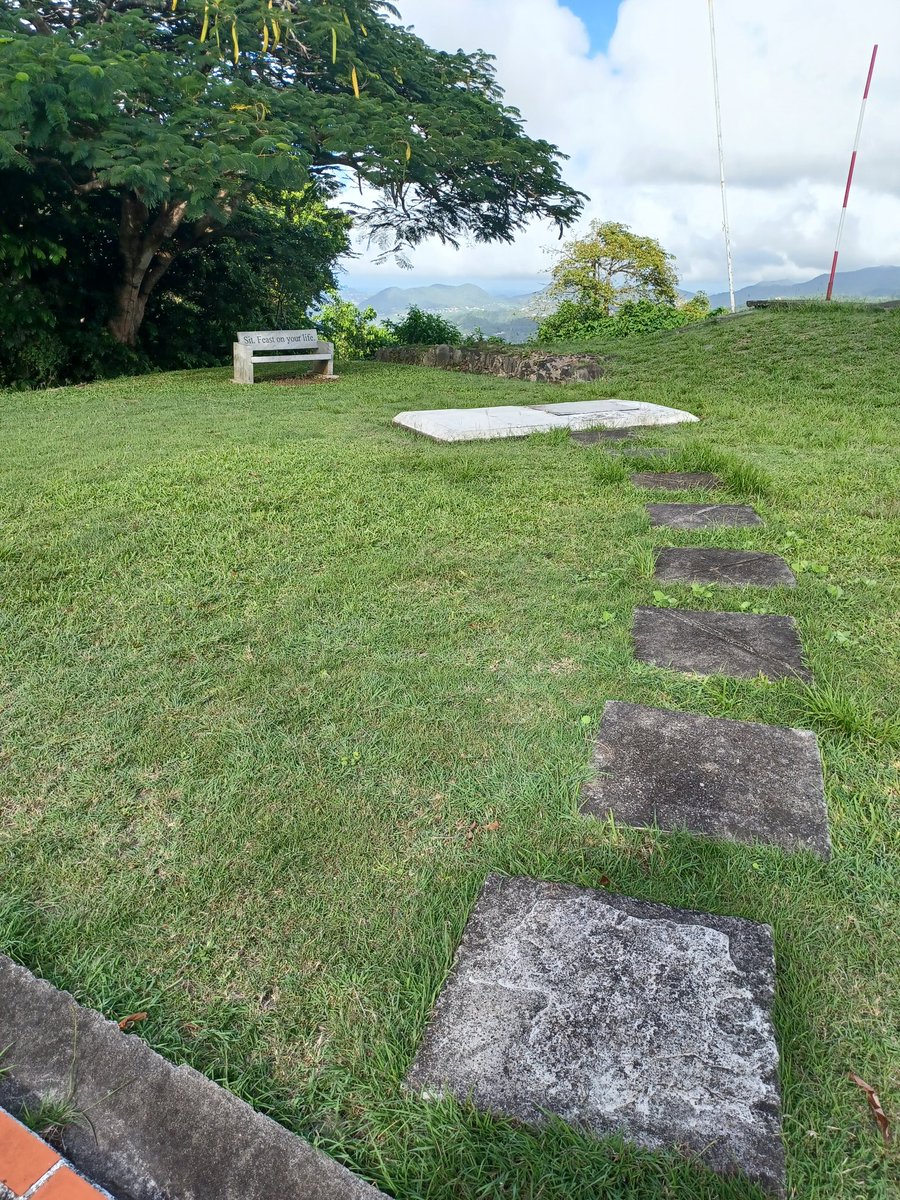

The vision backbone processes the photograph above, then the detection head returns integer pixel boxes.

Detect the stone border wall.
[375,344,605,383]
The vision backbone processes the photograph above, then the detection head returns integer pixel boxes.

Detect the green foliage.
[0,0,583,358]
[0,179,347,385]
[387,305,464,346]
[547,220,679,315]
[315,296,394,360]
[536,297,714,343]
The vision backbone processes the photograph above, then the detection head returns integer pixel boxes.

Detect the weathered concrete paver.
[632,607,812,682]
[654,547,797,587]
[408,874,785,1195]
[647,502,763,529]
[581,701,829,857]
[569,427,635,444]
[631,471,722,491]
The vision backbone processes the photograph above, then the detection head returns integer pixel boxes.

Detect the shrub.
[386,305,464,346]
[315,296,394,359]
[535,294,720,343]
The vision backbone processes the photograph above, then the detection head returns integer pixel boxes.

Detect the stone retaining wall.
[375,344,605,383]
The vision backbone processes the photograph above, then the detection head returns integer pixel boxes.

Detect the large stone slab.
[0,956,385,1200]
[407,874,784,1195]
[393,400,699,442]
[631,471,722,491]
[655,548,797,587]
[647,502,763,529]
[393,405,568,442]
[581,701,829,857]
[632,607,812,682]
[531,399,699,430]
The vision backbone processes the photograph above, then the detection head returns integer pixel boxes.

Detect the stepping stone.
[607,447,675,459]
[393,400,698,443]
[407,874,784,1196]
[631,471,722,491]
[570,427,636,445]
[632,607,812,682]
[655,548,797,587]
[581,701,830,857]
[647,502,762,529]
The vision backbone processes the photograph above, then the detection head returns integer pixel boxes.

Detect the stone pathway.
[0,1106,113,1199]
[654,547,797,587]
[408,429,834,1196]
[647,502,763,528]
[632,607,812,682]
[581,702,829,857]
[407,875,785,1196]
[630,471,722,491]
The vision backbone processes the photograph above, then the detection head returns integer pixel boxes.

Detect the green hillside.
[1,305,897,1199]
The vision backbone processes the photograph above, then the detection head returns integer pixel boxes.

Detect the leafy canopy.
[547,220,679,315]
[0,0,584,255]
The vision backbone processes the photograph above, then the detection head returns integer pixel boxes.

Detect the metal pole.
[826,44,878,301]
[707,0,735,313]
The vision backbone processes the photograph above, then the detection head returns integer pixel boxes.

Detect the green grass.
[1,306,898,1199]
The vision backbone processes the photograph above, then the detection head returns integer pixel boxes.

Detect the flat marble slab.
[632,607,812,682]
[407,874,784,1195]
[655,548,797,587]
[531,399,699,431]
[647,503,763,529]
[394,400,698,443]
[631,471,722,491]
[582,701,829,857]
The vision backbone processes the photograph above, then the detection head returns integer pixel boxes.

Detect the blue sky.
[564,0,620,52]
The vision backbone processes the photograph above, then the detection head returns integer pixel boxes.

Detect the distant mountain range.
[360,282,540,341]
[709,265,900,310]
[342,267,900,342]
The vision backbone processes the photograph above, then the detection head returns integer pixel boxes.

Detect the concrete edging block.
[0,956,387,1200]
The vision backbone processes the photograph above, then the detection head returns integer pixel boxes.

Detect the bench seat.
[233,329,334,384]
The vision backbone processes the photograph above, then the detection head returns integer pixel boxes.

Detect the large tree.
[0,1,584,347]
[547,220,679,316]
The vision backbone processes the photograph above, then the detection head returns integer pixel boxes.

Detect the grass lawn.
[1,306,898,1199]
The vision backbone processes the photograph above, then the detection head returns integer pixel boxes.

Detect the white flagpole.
[707,0,735,312]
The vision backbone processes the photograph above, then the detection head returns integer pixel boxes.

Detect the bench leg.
[233,343,254,384]
[315,342,334,377]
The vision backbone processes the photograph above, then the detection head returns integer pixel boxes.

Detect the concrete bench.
[233,329,334,384]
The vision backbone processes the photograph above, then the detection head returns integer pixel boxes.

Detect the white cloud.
[347,0,900,292]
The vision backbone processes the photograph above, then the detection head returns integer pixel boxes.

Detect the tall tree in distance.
[0,0,585,348]
[548,220,679,315]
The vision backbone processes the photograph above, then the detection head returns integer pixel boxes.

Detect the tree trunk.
[107,192,188,346]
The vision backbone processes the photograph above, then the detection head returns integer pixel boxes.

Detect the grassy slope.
[0,307,897,1199]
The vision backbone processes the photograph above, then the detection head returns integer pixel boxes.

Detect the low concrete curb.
[0,956,387,1200]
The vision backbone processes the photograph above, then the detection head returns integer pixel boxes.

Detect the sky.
[343,1,900,299]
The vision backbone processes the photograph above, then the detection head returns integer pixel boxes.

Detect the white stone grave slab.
[531,398,699,430]
[392,405,567,443]
[393,399,698,442]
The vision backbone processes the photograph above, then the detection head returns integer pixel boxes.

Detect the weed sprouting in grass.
[20,1096,88,1142]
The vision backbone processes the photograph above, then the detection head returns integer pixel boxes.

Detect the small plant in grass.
[652,590,679,608]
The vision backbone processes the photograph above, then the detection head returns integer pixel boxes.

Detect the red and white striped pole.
[826,44,878,301]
